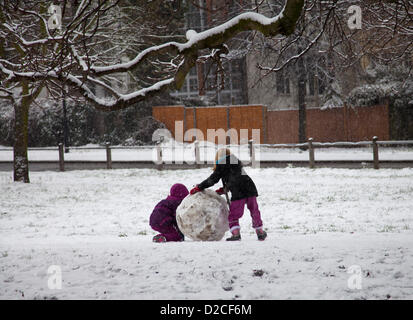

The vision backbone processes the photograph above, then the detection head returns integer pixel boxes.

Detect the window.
[318,72,326,95]
[189,78,198,92]
[171,1,248,105]
[276,72,284,94]
[308,71,315,96]
[285,75,290,94]
[185,0,207,32]
[276,69,290,95]
[307,69,326,96]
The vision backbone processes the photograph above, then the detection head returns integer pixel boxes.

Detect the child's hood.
[169,183,189,200]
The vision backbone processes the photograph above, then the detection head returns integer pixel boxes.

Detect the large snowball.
[176,189,229,241]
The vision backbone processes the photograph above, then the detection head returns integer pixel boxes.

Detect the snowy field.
[0,167,413,300]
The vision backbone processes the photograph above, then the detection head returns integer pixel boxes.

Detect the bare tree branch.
[1,0,305,111]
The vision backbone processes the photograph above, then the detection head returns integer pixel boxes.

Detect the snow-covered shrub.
[0,102,14,146]
[347,63,413,140]
[122,116,166,146]
[28,103,64,147]
[347,83,399,107]
[347,63,413,109]
[0,98,166,147]
[321,81,344,110]
[27,101,92,147]
[100,112,165,146]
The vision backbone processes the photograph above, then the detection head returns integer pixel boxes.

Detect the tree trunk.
[13,99,30,183]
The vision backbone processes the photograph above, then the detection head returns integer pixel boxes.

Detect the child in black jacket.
[190,148,267,241]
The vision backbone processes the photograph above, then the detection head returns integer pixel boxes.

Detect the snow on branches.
[0,0,304,111]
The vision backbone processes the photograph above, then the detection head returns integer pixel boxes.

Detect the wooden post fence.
[106,142,112,169]
[308,138,315,169]
[46,136,395,172]
[156,144,163,170]
[58,143,64,172]
[249,140,257,168]
[194,140,201,169]
[372,136,379,169]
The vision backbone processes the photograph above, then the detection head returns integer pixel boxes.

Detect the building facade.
[171,0,249,106]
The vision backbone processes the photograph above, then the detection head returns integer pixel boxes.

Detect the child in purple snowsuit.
[149,183,189,242]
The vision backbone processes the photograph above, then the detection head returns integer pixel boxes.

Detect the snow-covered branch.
[0,0,305,111]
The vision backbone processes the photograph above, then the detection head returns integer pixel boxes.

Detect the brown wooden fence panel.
[306,108,346,142]
[196,107,228,143]
[153,103,390,144]
[229,105,265,143]
[347,104,389,141]
[266,110,299,144]
[152,105,185,138]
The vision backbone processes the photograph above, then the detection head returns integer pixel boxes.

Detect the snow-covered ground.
[1,167,412,300]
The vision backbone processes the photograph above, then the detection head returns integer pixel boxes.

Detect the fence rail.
[1,137,413,171]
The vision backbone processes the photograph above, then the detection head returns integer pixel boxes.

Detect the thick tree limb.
[86,0,305,110]
[1,0,305,111]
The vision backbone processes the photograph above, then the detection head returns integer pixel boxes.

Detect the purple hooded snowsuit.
[149,183,189,241]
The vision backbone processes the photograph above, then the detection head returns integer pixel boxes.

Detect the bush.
[0,99,166,147]
[0,103,14,146]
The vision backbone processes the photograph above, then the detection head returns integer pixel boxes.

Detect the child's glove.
[215,187,225,195]
[190,185,201,195]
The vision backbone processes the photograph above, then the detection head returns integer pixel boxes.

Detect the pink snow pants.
[228,196,263,231]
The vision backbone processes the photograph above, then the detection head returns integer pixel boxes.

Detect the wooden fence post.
[58,143,64,172]
[226,107,231,145]
[249,140,256,168]
[106,142,112,169]
[372,136,379,169]
[156,144,163,170]
[308,138,315,169]
[194,140,201,169]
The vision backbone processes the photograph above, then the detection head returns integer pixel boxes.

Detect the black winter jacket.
[198,154,258,201]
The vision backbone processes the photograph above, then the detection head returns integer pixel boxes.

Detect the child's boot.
[226,228,241,241]
[256,228,267,241]
[153,234,167,243]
